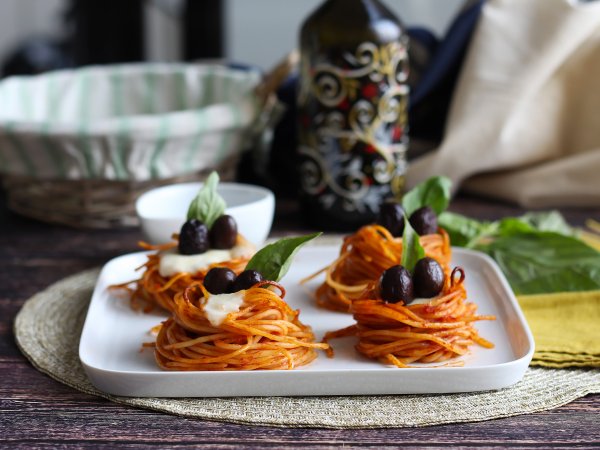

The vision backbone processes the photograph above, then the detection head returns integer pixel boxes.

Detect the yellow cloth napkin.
[518,290,600,368]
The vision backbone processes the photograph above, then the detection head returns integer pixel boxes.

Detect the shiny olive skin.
[232,269,264,292]
[376,202,405,237]
[379,265,414,304]
[209,215,238,249]
[409,206,438,236]
[413,257,445,298]
[178,219,209,255]
[203,267,236,294]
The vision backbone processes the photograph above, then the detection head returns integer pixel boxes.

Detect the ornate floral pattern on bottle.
[298,39,409,226]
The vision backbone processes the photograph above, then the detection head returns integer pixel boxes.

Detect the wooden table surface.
[1,192,599,448]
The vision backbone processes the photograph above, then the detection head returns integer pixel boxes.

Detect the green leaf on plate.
[186,171,226,228]
[245,232,322,282]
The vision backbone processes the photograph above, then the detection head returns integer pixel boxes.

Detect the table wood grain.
[1,191,599,448]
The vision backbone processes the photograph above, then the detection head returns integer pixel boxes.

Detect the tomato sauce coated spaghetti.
[308,224,452,312]
[323,267,495,367]
[154,281,329,370]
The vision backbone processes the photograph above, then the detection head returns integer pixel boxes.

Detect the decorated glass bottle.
[297,0,409,230]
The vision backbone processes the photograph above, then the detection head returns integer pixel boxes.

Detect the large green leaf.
[439,212,496,248]
[440,205,600,295]
[517,211,575,236]
[479,231,600,295]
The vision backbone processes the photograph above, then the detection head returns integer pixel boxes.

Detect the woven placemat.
[14,268,600,429]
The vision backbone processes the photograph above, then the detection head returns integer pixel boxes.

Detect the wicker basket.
[0,57,295,228]
[2,164,236,229]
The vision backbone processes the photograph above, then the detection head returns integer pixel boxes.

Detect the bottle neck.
[317,0,401,31]
[323,0,379,13]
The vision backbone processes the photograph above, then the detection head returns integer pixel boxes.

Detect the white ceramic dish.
[79,247,534,397]
[136,182,275,247]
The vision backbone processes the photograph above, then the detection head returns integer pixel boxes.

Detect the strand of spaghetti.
[472,334,495,348]
[353,303,468,329]
[154,271,189,293]
[385,354,410,368]
[156,325,254,363]
[138,240,177,251]
[163,332,232,349]
[225,322,328,348]
[356,331,469,356]
[299,265,328,284]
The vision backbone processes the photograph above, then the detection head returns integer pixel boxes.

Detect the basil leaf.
[480,231,600,295]
[401,217,425,272]
[402,176,452,216]
[186,172,226,228]
[497,218,537,236]
[439,212,492,248]
[438,208,600,295]
[517,211,575,236]
[246,232,322,282]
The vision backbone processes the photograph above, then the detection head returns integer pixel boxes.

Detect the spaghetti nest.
[323,267,495,368]
[112,236,251,313]
[312,224,452,312]
[155,281,329,371]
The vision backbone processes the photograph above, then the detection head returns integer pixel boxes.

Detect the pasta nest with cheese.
[112,235,252,313]
[155,281,329,371]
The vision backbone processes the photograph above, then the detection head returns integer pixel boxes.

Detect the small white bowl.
[136,182,275,246]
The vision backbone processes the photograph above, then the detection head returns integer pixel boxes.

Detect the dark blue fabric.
[408,26,440,58]
[408,0,485,147]
[410,1,485,109]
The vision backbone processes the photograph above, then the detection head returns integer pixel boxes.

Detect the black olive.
[178,219,209,255]
[413,257,445,298]
[409,206,438,236]
[376,202,405,237]
[232,269,264,292]
[203,267,236,295]
[379,265,414,304]
[209,215,238,249]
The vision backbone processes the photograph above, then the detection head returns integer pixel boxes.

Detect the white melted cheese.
[158,241,255,277]
[203,291,246,327]
[410,297,434,305]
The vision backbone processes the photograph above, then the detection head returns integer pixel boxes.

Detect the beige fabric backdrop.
[407,0,600,208]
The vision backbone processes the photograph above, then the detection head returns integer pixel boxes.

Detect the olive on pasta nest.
[154,281,329,371]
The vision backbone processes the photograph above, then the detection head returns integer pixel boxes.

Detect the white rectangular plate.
[79,246,534,397]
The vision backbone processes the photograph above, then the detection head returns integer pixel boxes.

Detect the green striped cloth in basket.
[0,63,263,181]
